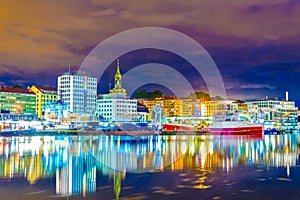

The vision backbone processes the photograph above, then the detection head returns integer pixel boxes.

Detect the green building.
[0,87,36,115]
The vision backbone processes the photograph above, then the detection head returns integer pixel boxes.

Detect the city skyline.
[0,1,300,105]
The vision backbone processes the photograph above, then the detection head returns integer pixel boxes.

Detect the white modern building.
[58,71,97,116]
[245,92,298,129]
[97,96,137,122]
[96,60,137,122]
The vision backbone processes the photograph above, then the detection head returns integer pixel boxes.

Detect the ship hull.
[209,126,263,135]
[84,130,161,136]
[162,122,263,137]
[209,121,263,136]
[162,124,194,132]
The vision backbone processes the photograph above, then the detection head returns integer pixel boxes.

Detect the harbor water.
[0,133,300,200]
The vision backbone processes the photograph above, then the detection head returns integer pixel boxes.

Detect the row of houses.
[0,60,298,129]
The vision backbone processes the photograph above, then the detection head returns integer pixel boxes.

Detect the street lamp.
[15,104,23,130]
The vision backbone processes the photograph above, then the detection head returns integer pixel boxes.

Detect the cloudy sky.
[0,0,300,104]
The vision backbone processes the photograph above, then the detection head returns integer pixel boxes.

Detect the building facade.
[97,96,137,122]
[44,100,68,122]
[144,97,199,118]
[96,60,137,122]
[144,97,237,118]
[29,85,57,119]
[57,72,97,116]
[179,98,195,117]
[245,99,298,129]
[0,87,36,115]
[145,96,180,117]
[198,100,237,117]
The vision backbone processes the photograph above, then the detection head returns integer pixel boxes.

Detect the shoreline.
[0,129,297,137]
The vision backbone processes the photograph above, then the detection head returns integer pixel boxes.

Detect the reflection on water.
[0,134,299,199]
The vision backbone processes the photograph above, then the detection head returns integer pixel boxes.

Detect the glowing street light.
[15,104,23,130]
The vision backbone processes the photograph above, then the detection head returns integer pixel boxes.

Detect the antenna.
[109,83,112,91]
[68,64,71,73]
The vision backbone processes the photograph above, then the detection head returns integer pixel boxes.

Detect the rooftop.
[0,86,34,95]
[36,86,57,92]
[62,71,96,78]
[154,96,177,100]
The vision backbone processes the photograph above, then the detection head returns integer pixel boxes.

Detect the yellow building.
[145,96,178,117]
[29,86,58,119]
[236,100,249,114]
[144,97,241,118]
[198,100,237,117]
[179,98,195,117]
[144,96,195,117]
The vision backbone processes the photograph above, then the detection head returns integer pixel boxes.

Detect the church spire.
[110,59,126,95]
[114,59,122,80]
[116,59,121,75]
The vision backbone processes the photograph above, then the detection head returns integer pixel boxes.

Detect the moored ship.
[209,120,263,136]
[161,115,263,137]
[162,123,195,132]
[94,122,163,136]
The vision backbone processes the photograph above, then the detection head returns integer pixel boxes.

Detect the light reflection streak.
[0,134,298,197]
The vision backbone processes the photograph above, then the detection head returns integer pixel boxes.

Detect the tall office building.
[57,71,97,116]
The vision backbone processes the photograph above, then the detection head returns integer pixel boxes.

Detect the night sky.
[0,1,300,105]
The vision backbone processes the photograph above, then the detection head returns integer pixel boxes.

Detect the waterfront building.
[245,93,298,129]
[96,96,137,122]
[57,71,97,116]
[145,96,186,117]
[179,98,195,117]
[96,60,137,122]
[144,96,196,117]
[197,100,237,117]
[29,85,57,119]
[0,86,36,115]
[44,100,69,122]
[194,99,202,117]
[235,100,249,112]
[145,96,174,117]
[0,113,37,122]
[145,96,180,117]
[0,113,38,131]
[144,97,250,119]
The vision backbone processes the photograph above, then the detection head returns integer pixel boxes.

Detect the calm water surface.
[0,133,300,200]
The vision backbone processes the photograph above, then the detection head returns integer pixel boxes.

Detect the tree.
[134,90,164,99]
[189,91,211,101]
[12,85,22,88]
[134,90,148,98]
[149,90,164,99]
[212,96,223,100]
